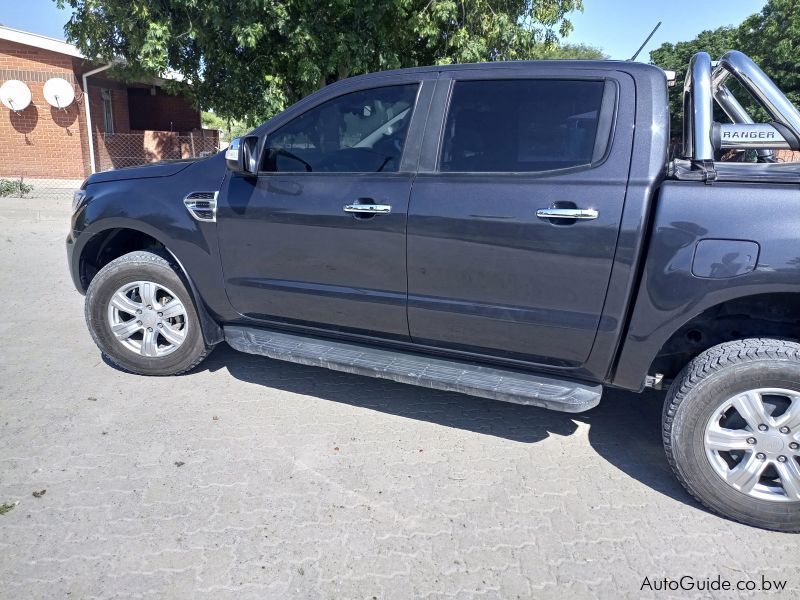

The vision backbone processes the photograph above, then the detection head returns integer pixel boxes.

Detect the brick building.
[0,26,218,181]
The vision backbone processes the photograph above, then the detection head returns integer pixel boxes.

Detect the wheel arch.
[77,224,224,345]
[615,292,800,389]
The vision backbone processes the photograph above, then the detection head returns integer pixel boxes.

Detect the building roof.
[0,25,83,58]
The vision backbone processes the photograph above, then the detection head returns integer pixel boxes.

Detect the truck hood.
[86,158,200,185]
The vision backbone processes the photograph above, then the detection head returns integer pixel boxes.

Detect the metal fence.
[0,176,80,201]
[1,131,221,201]
[93,131,220,171]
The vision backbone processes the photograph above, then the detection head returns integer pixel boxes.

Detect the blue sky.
[569,0,765,59]
[3,0,766,61]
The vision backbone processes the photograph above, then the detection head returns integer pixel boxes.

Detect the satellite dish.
[0,80,32,112]
[43,77,75,109]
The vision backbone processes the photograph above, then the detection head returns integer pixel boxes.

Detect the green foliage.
[738,0,800,110]
[529,42,605,59]
[0,502,17,515]
[649,0,800,135]
[58,0,587,122]
[649,27,738,135]
[201,111,252,142]
[0,178,33,198]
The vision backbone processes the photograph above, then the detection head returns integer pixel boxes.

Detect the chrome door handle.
[343,203,392,214]
[536,208,599,220]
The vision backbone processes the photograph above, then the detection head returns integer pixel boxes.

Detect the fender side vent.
[184,191,218,222]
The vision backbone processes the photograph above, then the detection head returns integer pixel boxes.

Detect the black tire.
[663,338,800,532]
[85,250,211,375]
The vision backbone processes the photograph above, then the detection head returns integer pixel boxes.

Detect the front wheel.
[84,250,211,375]
[663,339,800,532]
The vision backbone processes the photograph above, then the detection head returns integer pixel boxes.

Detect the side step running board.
[224,326,602,413]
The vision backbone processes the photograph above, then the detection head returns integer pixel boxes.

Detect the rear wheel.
[663,339,800,532]
[85,251,211,375]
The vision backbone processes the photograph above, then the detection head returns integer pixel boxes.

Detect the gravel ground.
[0,197,798,599]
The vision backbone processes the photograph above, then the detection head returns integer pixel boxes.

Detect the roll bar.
[681,50,800,165]
[682,52,714,162]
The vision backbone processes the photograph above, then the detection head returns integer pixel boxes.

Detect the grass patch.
[0,178,34,198]
[0,502,18,515]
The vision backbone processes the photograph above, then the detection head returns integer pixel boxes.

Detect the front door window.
[262,84,419,174]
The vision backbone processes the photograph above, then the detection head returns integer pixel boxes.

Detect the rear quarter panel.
[613,179,800,390]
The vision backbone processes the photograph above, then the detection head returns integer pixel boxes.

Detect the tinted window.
[440,79,608,173]
[262,84,419,173]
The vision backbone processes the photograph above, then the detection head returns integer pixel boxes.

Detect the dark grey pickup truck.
[67,50,800,531]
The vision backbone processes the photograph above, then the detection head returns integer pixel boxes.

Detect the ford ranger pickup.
[67,51,800,531]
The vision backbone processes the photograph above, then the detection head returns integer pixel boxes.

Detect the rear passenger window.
[439,79,610,173]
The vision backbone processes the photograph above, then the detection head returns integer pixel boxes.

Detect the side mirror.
[225,136,260,175]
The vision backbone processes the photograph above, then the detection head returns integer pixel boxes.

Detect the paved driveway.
[0,198,798,599]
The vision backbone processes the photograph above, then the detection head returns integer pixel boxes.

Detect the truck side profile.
[67,51,800,531]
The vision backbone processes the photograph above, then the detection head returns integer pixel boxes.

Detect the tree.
[738,0,800,109]
[200,112,251,143]
[649,27,738,135]
[530,42,605,59]
[57,0,588,123]
[649,0,800,136]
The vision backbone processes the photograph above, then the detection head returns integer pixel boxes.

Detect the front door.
[218,78,432,340]
[407,70,635,368]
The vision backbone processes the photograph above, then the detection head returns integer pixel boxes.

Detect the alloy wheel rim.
[704,387,800,502]
[107,280,188,358]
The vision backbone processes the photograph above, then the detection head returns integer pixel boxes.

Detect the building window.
[101,88,114,133]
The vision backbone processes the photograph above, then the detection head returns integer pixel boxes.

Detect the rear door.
[406,68,635,368]
[217,75,435,340]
